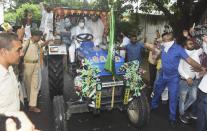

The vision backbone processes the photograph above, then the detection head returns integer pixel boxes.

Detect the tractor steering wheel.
[76,33,93,42]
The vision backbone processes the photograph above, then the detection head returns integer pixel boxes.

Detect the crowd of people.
[0,2,207,131]
[118,24,207,131]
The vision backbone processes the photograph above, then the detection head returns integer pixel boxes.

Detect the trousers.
[151,74,179,121]
[68,41,80,63]
[197,89,207,131]
[149,63,157,87]
[179,79,199,115]
[23,63,40,107]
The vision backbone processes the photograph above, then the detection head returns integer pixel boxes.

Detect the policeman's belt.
[24,59,38,63]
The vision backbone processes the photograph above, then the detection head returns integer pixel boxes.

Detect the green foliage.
[16,3,41,23]
[75,59,100,99]
[4,11,17,23]
[4,3,40,24]
[117,13,142,36]
[139,0,172,14]
[119,60,145,97]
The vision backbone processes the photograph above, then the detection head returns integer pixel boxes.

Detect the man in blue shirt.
[119,34,144,62]
[149,32,206,128]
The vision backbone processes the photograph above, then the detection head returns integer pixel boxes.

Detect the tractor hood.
[77,41,125,76]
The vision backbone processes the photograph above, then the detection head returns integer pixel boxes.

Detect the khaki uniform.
[23,40,42,107]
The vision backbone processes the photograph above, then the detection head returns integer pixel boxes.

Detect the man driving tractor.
[69,17,92,64]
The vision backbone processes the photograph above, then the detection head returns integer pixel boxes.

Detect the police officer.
[150,32,206,127]
[23,30,49,113]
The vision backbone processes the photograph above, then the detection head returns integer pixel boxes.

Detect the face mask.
[163,41,174,47]
[79,22,85,28]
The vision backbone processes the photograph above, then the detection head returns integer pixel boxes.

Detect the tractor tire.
[48,55,64,100]
[127,92,150,129]
[53,96,68,131]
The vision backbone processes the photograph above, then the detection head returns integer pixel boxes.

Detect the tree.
[139,0,207,37]
[4,3,41,25]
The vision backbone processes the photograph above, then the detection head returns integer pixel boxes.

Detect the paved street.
[26,66,196,131]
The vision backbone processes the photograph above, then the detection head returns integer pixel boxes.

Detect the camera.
[0,114,21,131]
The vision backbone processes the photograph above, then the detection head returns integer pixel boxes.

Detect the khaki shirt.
[23,40,42,61]
[0,65,20,113]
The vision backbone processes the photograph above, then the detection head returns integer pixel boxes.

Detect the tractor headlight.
[50,47,59,52]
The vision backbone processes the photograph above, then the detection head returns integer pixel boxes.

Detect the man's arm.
[39,40,53,47]
[185,57,205,72]
[203,42,207,54]
[179,45,205,72]
[144,42,155,51]
[117,46,125,50]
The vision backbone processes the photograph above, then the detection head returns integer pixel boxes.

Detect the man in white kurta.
[0,66,20,113]
[0,33,24,113]
[39,4,53,41]
[69,18,91,63]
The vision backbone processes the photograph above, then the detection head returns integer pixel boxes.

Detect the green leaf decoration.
[76,59,100,99]
[119,60,145,97]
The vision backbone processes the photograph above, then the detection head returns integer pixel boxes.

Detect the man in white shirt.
[40,5,53,41]
[0,33,23,113]
[148,32,206,128]
[178,39,203,124]
[197,34,207,131]
[69,18,91,63]
[119,32,130,59]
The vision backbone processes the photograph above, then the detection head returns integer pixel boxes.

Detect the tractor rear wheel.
[48,55,64,100]
[53,96,68,131]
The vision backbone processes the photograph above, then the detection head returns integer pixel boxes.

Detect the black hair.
[0,33,18,50]
[161,32,173,37]
[31,30,42,36]
[78,17,85,23]
[161,32,169,37]
[130,34,137,38]
[182,38,194,47]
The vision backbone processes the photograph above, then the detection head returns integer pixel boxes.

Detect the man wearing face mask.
[69,17,91,63]
[119,34,145,62]
[149,32,206,128]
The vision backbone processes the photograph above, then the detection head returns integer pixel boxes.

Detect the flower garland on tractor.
[119,60,146,97]
[74,59,100,99]
[75,60,145,100]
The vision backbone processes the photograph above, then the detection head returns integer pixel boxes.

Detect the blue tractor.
[47,7,150,131]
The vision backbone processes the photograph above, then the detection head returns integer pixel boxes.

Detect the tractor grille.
[98,75,125,107]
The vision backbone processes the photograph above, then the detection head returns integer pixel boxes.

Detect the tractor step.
[66,101,89,114]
